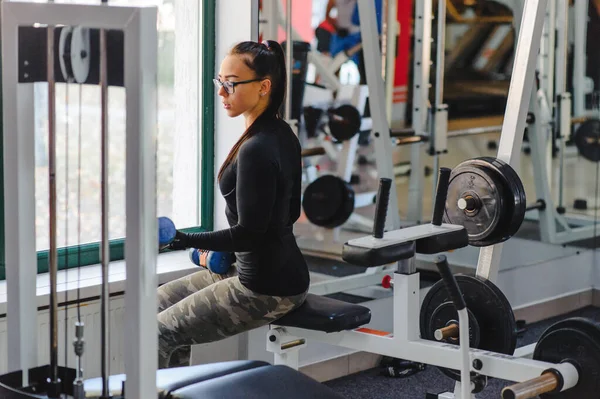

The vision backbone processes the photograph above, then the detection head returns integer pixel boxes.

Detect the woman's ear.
[260,78,272,97]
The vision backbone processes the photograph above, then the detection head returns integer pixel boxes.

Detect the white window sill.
[0,251,198,315]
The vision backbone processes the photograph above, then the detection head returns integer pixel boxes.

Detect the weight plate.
[477,157,526,245]
[533,317,600,398]
[574,118,600,162]
[443,157,526,247]
[420,275,517,381]
[302,175,355,228]
[328,104,362,142]
[70,26,91,84]
[428,302,481,348]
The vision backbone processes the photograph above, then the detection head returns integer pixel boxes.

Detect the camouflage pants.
[157,265,307,369]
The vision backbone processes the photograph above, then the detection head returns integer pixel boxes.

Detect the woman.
[157,40,310,369]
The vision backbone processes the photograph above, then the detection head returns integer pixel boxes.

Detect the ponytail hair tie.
[261,40,271,50]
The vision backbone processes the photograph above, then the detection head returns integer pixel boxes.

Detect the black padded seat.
[83,360,268,398]
[170,364,345,399]
[275,293,371,333]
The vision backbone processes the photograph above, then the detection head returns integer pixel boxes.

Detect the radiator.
[0,296,126,378]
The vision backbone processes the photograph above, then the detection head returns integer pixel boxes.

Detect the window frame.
[0,0,216,278]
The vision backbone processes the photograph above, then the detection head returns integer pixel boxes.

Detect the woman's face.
[217,54,269,120]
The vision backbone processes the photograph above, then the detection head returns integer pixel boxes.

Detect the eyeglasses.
[213,78,263,94]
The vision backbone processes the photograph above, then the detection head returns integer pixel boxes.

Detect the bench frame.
[268,258,579,398]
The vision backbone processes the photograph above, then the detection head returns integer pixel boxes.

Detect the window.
[0,0,215,277]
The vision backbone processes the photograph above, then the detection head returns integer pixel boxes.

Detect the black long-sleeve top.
[183,117,310,296]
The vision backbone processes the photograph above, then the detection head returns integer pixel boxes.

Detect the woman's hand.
[168,230,191,251]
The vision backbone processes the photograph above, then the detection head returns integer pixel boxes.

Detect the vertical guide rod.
[99,27,110,398]
[46,24,60,395]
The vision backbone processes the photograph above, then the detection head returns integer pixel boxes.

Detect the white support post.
[357,0,401,230]
[260,0,279,41]
[335,136,359,182]
[1,11,38,377]
[476,0,548,282]
[539,0,555,102]
[124,8,158,399]
[407,0,432,223]
[555,0,569,98]
[528,89,558,243]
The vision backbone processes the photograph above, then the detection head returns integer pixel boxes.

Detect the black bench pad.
[170,365,345,399]
[275,293,371,333]
[416,228,469,254]
[83,360,268,398]
[342,241,415,267]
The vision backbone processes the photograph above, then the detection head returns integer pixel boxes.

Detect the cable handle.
[432,167,452,226]
[372,178,392,238]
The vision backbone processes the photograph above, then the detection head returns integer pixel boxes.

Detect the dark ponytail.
[217,40,287,180]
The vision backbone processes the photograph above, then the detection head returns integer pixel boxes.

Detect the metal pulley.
[58,26,91,83]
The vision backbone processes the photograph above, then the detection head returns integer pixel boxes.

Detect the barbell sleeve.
[434,324,459,341]
[501,372,560,399]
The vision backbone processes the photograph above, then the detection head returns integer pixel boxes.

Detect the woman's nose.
[218,86,227,97]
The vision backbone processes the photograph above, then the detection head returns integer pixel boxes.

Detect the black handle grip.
[432,167,452,226]
[435,255,466,311]
[372,178,392,238]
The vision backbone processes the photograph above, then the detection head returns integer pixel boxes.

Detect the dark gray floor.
[323,306,600,399]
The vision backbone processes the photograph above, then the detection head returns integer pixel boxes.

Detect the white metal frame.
[2,2,158,397]
[573,0,591,118]
[268,263,579,398]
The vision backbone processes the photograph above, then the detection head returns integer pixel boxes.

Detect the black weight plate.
[443,161,504,246]
[429,302,481,348]
[533,317,600,398]
[574,119,600,162]
[476,157,526,245]
[302,175,354,228]
[443,157,526,247]
[328,104,362,142]
[420,275,517,381]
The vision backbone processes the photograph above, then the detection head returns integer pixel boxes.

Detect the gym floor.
[298,118,600,397]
